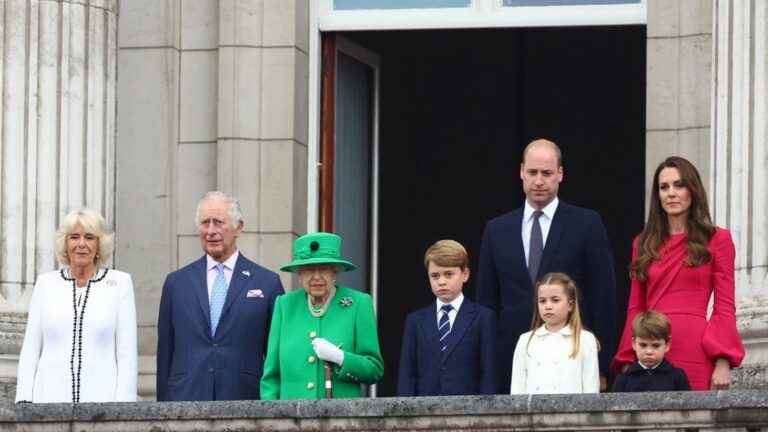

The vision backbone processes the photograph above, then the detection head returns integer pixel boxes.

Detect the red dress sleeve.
[611,237,647,372]
[701,228,745,367]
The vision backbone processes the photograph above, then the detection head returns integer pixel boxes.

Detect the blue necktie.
[210,263,228,337]
[528,210,544,285]
[438,304,453,352]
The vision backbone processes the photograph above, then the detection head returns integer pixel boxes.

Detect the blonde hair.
[55,208,114,268]
[527,272,595,359]
[423,240,469,270]
[632,310,671,342]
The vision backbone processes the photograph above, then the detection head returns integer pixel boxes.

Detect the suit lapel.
[441,300,478,363]
[219,254,250,324]
[510,208,529,277]
[539,202,567,278]
[417,306,441,353]
[190,257,211,329]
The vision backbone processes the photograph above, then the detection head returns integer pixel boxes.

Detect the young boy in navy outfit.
[397,240,497,396]
[613,310,691,392]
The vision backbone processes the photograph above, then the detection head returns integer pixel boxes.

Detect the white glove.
[312,338,344,366]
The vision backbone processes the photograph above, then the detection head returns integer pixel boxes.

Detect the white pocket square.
[246,289,264,298]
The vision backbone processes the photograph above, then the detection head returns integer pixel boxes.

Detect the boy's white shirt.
[435,293,464,328]
[510,325,600,394]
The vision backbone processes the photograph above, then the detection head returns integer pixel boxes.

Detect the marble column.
[0,0,117,399]
[712,0,768,389]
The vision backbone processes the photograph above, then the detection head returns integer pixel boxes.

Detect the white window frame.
[318,0,646,31]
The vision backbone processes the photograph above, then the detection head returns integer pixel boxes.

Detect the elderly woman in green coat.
[260,232,384,400]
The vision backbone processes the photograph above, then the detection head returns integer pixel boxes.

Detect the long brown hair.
[631,156,715,281]
[527,272,588,359]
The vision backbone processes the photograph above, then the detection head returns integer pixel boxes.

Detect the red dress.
[612,228,745,390]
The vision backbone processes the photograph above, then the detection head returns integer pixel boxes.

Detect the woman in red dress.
[612,156,744,390]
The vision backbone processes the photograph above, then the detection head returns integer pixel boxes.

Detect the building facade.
[0,0,765,399]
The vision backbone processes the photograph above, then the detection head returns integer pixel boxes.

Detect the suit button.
[308,355,316,363]
[213,343,218,347]
[307,382,315,390]
[209,368,214,373]
[309,331,317,338]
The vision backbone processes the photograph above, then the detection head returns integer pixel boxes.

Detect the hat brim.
[280,257,357,273]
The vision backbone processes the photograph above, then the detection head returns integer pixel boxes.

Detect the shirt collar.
[533,323,572,337]
[523,197,559,223]
[638,360,662,370]
[207,250,239,272]
[436,293,464,314]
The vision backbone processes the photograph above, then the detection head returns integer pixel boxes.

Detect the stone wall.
[2,391,767,431]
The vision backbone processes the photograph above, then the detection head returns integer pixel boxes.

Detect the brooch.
[339,297,354,307]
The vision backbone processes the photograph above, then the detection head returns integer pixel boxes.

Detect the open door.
[319,33,382,396]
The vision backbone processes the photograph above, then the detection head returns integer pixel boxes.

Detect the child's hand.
[710,358,731,390]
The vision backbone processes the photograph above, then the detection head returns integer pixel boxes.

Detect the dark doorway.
[342,26,646,396]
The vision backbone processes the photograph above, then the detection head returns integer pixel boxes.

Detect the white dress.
[15,269,138,402]
[510,325,599,394]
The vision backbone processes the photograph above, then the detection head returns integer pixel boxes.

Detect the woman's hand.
[312,338,344,366]
[711,358,732,390]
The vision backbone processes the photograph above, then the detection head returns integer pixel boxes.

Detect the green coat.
[260,286,384,400]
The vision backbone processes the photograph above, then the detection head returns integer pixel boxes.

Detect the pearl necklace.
[307,286,336,318]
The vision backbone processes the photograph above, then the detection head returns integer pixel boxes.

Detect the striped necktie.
[438,304,453,352]
[210,263,228,337]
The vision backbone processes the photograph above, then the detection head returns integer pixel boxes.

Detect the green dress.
[260,286,384,400]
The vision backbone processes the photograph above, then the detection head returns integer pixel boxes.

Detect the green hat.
[280,232,357,273]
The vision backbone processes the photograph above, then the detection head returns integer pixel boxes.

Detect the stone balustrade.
[2,390,767,431]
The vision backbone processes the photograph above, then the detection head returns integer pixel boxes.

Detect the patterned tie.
[528,210,544,285]
[438,304,453,353]
[210,263,228,337]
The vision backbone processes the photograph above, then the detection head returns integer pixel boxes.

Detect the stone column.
[645,0,713,193]
[712,0,768,389]
[0,0,117,399]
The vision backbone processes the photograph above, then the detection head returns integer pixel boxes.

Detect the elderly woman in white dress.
[15,208,137,403]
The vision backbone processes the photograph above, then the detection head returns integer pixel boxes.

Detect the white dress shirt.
[206,250,239,298]
[522,197,559,264]
[510,324,599,394]
[435,293,464,329]
[15,269,138,403]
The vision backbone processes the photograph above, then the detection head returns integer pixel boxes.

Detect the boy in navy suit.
[613,310,691,392]
[397,240,497,396]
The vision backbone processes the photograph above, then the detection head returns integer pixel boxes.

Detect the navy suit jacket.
[397,299,497,396]
[477,201,616,392]
[156,253,284,401]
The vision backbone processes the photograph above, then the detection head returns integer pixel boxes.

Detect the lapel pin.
[242,270,251,277]
[339,297,354,307]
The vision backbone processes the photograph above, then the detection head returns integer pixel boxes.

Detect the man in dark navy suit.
[156,191,284,401]
[397,240,496,396]
[477,139,616,393]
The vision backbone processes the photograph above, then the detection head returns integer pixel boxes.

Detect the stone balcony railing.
[2,390,767,431]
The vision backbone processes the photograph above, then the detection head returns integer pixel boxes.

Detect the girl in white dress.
[510,272,599,394]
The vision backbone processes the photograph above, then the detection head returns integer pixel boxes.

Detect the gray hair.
[194,191,243,228]
[55,208,115,268]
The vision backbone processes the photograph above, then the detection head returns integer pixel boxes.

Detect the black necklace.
[60,268,108,403]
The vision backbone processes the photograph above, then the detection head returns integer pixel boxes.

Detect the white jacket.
[510,325,599,394]
[15,269,137,402]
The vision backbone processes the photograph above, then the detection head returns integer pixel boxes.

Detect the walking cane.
[324,361,333,398]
